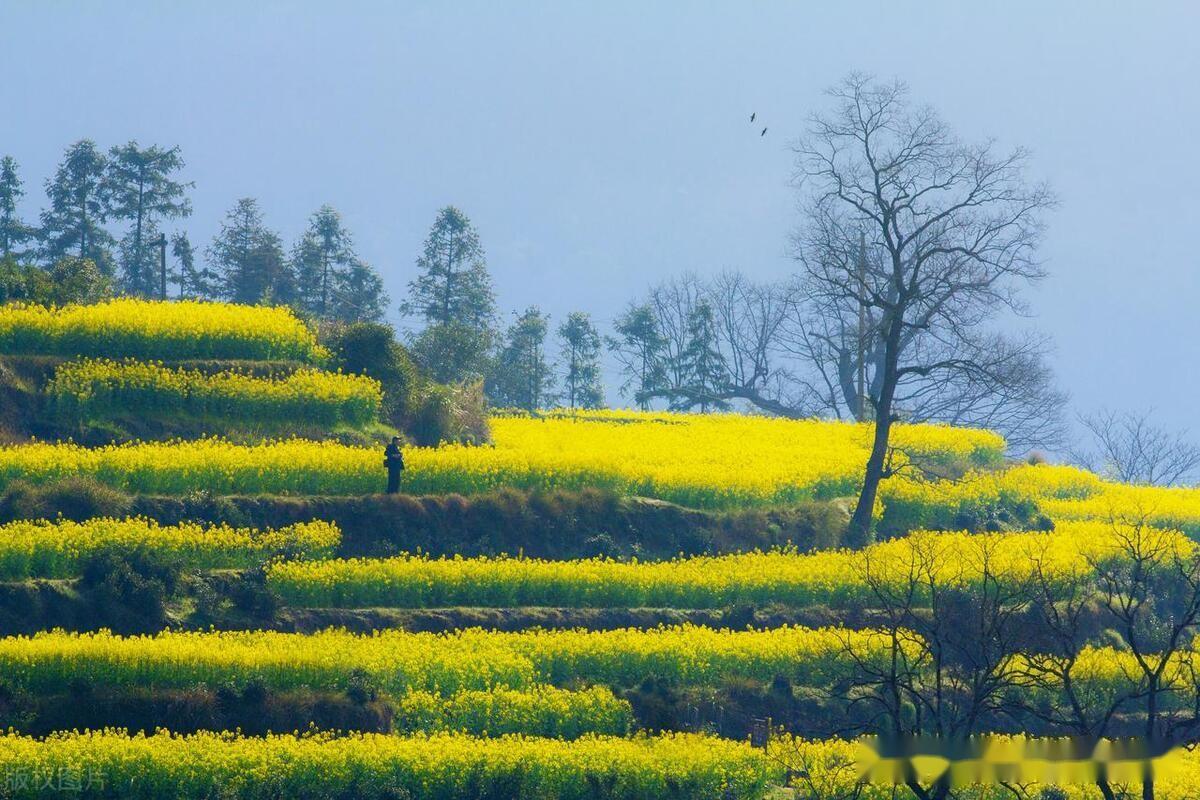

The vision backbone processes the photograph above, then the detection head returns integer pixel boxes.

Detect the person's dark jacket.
[384,442,405,471]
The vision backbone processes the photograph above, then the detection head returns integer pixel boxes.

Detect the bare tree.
[820,533,1035,800]
[1072,409,1200,486]
[1018,518,1200,800]
[791,74,1055,544]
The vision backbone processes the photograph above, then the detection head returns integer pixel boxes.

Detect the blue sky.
[2,1,1198,433]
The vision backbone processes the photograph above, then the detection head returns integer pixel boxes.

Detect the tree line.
[0,141,387,321]
[7,79,1194,515]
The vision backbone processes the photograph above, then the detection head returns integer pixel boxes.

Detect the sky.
[2,1,1198,436]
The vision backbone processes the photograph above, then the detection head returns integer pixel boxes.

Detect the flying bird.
[760,127,768,137]
[750,112,756,123]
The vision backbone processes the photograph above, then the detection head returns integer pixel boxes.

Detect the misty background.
[2,0,1197,434]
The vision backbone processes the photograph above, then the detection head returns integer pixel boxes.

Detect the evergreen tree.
[609,302,669,410]
[489,307,554,411]
[403,206,495,328]
[332,258,388,322]
[39,140,113,273]
[292,205,352,317]
[404,206,497,381]
[0,156,34,259]
[676,301,728,412]
[105,142,192,296]
[172,232,219,299]
[558,311,604,409]
[207,198,294,305]
[291,205,387,321]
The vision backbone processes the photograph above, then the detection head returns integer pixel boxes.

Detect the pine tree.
[0,156,35,259]
[172,232,219,299]
[558,311,604,409]
[291,205,386,321]
[207,198,294,305]
[676,301,728,412]
[404,206,497,382]
[39,140,114,273]
[403,206,495,329]
[610,302,669,410]
[105,142,192,296]
[489,307,554,411]
[333,258,388,322]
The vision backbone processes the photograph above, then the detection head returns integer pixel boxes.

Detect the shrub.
[409,379,490,446]
[78,545,183,628]
[0,476,133,523]
[324,322,418,426]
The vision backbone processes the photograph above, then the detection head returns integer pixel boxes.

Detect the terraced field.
[2,300,1199,798]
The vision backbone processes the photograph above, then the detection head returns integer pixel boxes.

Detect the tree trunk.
[847,311,903,546]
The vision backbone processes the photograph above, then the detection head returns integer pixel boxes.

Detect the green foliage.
[291,205,388,323]
[559,311,604,409]
[408,320,494,383]
[488,306,554,410]
[403,206,495,330]
[0,156,35,260]
[0,476,133,523]
[171,232,219,299]
[39,140,114,273]
[674,301,728,412]
[207,198,294,305]
[324,321,418,425]
[78,544,183,629]
[409,379,491,447]
[403,206,497,382]
[105,142,192,297]
[1,256,113,306]
[609,302,668,410]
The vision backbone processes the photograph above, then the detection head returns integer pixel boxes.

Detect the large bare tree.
[791,74,1055,544]
[627,268,1065,453]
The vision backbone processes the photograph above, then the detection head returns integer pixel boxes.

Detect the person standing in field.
[384,436,405,494]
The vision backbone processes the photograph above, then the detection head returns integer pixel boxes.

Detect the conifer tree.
[0,156,34,259]
[676,301,728,412]
[558,311,604,409]
[105,142,192,296]
[39,140,114,273]
[207,198,294,305]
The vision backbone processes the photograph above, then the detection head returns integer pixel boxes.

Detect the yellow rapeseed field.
[0,411,1006,506]
[0,517,339,579]
[0,730,779,800]
[48,359,382,429]
[266,521,1190,609]
[0,298,326,362]
[0,625,894,694]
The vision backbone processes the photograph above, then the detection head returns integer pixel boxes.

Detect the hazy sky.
[2,1,1198,434]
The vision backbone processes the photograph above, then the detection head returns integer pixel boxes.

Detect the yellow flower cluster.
[0,413,1005,505]
[888,462,1200,534]
[0,438,381,495]
[48,359,383,429]
[393,685,633,738]
[402,412,1005,508]
[266,521,1191,610]
[0,730,778,800]
[0,625,893,694]
[0,518,339,579]
[0,299,326,362]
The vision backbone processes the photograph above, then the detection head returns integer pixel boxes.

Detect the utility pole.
[856,230,867,421]
[157,233,169,300]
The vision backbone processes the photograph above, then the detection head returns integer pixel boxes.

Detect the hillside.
[2,299,1200,798]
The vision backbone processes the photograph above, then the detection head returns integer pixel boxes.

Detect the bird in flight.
[760,127,768,137]
[750,112,756,123]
